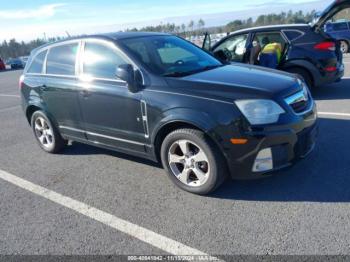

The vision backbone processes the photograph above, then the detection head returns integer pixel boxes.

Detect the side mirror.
[116,64,140,93]
[202,32,211,51]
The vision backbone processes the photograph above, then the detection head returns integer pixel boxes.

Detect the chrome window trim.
[59,125,145,146]
[25,73,78,79]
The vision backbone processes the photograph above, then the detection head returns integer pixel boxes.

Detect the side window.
[46,43,78,76]
[82,42,127,79]
[125,42,150,65]
[27,50,47,74]
[283,30,303,42]
[254,32,286,51]
[213,34,248,62]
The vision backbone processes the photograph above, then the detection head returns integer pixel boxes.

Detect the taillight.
[314,42,336,51]
[19,75,24,90]
[325,66,337,72]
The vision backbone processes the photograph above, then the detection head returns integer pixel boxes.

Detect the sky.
[0,0,334,42]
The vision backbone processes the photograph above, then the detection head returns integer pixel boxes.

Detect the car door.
[42,41,85,139]
[212,33,250,63]
[77,39,146,153]
[250,31,289,67]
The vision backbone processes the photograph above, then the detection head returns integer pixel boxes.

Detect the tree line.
[0,10,317,60]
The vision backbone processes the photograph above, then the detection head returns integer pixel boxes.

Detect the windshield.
[119,35,222,77]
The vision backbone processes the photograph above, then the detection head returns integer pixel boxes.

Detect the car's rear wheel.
[31,111,66,153]
[160,128,227,195]
[286,67,313,89]
[340,40,349,54]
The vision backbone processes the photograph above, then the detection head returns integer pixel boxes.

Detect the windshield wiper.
[185,64,223,75]
[162,71,190,77]
[163,65,223,78]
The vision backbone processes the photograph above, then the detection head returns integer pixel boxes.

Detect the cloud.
[0,3,66,20]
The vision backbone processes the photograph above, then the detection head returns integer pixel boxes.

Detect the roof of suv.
[31,32,170,55]
[230,24,310,35]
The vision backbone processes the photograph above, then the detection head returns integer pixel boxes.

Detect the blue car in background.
[325,20,350,53]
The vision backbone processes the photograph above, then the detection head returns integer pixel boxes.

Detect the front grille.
[285,88,310,114]
[290,99,309,113]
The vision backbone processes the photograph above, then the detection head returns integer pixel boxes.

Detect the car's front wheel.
[31,111,66,153]
[161,128,227,195]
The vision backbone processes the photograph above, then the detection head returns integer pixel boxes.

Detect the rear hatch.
[311,0,350,65]
[312,0,350,30]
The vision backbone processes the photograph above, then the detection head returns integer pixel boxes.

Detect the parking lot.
[0,56,350,257]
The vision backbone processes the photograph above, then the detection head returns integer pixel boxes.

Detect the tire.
[340,40,349,54]
[31,111,66,153]
[160,128,227,195]
[286,67,313,89]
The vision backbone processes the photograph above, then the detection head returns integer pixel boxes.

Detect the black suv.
[203,0,349,88]
[20,32,317,195]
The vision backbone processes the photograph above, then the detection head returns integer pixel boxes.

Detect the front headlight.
[235,99,285,125]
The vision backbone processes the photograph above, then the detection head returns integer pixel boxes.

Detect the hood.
[312,0,350,31]
[166,64,301,102]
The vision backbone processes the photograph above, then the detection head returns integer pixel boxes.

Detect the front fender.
[151,107,221,144]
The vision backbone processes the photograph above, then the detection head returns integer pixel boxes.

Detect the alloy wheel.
[168,139,210,187]
[34,116,54,149]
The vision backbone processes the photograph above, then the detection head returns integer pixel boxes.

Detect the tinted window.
[27,50,47,74]
[82,42,127,79]
[46,43,78,75]
[121,36,222,76]
[214,34,248,62]
[283,30,303,41]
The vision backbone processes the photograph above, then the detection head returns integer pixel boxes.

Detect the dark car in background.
[20,56,29,67]
[9,58,25,69]
[325,20,350,53]
[203,0,349,88]
[20,32,317,195]
[0,58,5,70]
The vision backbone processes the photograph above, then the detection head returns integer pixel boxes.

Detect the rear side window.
[82,42,127,79]
[27,50,47,74]
[283,30,304,42]
[46,43,78,76]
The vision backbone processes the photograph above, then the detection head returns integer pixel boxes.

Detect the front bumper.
[225,103,318,180]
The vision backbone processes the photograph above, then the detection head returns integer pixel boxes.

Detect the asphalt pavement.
[0,58,350,257]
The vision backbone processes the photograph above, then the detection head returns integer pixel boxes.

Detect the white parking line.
[0,94,20,98]
[0,169,216,258]
[318,112,350,117]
